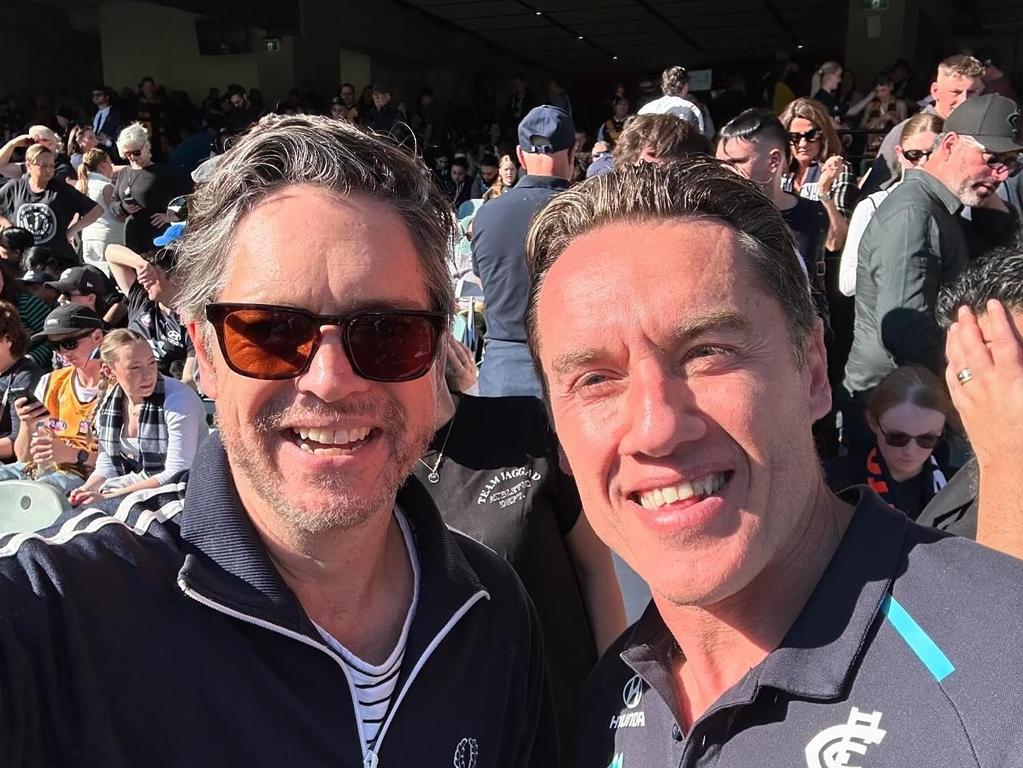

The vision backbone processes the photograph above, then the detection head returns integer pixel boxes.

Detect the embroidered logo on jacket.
[476,467,541,508]
[805,707,886,768]
[453,737,478,768]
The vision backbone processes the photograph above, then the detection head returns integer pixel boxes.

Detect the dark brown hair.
[0,299,29,358]
[779,98,844,162]
[613,114,712,166]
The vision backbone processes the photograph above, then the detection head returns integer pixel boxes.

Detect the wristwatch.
[76,449,89,466]
[818,188,833,203]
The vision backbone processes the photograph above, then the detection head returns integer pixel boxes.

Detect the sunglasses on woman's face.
[879,425,941,450]
[788,128,822,145]
[55,331,93,351]
[901,149,931,164]
[205,303,447,382]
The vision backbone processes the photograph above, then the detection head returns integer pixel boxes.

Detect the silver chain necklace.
[417,411,457,484]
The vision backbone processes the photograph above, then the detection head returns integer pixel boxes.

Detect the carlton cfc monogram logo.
[453,737,478,768]
[805,707,886,768]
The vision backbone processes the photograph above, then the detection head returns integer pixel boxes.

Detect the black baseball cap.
[945,94,1023,153]
[30,304,103,343]
[371,83,391,94]
[45,266,105,296]
[518,105,575,154]
[20,268,49,285]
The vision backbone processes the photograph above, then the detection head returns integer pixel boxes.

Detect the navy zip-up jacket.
[0,434,557,767]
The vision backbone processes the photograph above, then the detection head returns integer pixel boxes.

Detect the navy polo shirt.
[470,175,569,343]
[580,488,1023,767]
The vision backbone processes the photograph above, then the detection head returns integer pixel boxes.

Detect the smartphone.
[9,387,38,406]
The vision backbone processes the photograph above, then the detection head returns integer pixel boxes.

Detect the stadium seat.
[0,481,71,536]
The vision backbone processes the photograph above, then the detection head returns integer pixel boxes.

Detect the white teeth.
[636,473,727,510]
[291,426,372,447]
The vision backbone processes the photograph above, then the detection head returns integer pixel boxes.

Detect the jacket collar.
[903,168,964,216]
[177,433,488,643]
[621,489,907,710]
[515,174,570,191]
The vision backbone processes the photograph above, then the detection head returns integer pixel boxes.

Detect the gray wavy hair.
[173,113,455,348]
[116,122,150,155]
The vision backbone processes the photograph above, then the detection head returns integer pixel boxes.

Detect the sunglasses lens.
[220,308,318,379]
[883,431,911,448]
[347,313,442,382]
[916,435,940,450]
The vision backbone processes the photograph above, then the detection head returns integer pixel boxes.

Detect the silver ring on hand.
[956,367,974,385]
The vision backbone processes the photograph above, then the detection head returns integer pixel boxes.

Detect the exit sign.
[864,0,888,9]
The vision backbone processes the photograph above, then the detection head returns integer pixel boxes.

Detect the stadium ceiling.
[397,0,850,71]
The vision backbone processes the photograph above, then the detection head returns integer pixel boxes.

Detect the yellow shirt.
[41,367,100,452]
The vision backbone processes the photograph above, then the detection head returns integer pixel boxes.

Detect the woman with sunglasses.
[111,122,190,254]
[825,365,955,520]
[839,113,943,297]
[68,329,207,510]
[779,99,856,253]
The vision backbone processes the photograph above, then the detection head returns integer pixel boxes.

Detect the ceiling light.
[612,55,618,60]
[535,10,542,15]
[578,35,584,40]
[797,44,804,49]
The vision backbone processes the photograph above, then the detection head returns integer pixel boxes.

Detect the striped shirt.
[781,159,856,219]
[314,509,420,750]
[16,291,53,369]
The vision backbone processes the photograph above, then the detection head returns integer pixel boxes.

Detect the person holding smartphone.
[0,300,43,462]
[0,304,105,492]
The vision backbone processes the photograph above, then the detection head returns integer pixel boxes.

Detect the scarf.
[96,375,168,476]
[865,446,947,507]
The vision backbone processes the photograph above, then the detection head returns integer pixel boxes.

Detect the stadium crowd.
[0,41,1021,768]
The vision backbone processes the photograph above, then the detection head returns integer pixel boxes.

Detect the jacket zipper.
[178,577,489,767]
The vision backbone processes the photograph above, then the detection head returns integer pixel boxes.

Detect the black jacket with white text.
[0,434,557,767]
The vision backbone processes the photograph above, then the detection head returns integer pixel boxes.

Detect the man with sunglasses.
[0,114,555,767]
[842,94,1023,452]
[0,304,104,493]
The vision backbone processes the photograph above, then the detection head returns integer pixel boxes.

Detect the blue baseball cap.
[153,221,186,247]
[518,105,576,154]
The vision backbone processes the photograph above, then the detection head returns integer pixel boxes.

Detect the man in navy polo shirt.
[471,104,575,398]
[526,159,1023,767]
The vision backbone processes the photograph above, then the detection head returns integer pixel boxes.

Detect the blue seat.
[0,480,71,536]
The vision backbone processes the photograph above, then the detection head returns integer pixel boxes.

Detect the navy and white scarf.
[96,375,168,476]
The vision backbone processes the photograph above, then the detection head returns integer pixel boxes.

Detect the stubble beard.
[220,395,434,535]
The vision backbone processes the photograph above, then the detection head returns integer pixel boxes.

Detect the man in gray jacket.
[842,94,1022,450]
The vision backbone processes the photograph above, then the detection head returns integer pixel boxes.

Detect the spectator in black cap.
[368,83,403,137]
[0,303,106,493]
[105,243,195,384]
[843,93,1023,452]
[46,265,126,327]
[0,227,34,267]
[0,300,43,463]
[18,266,57,307]
[470,104,575,398]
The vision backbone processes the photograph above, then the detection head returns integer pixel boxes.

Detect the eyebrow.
[549,309,751,376]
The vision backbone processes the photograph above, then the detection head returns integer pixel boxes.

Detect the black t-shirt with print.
[0,177,96,263]
[411,394,594,766]
[126,281,193,377]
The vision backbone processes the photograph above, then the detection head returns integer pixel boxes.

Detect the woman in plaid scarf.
[68,329,208,509]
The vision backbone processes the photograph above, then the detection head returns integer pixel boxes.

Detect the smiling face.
[534,218,831,605]
[192,186,440,534]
